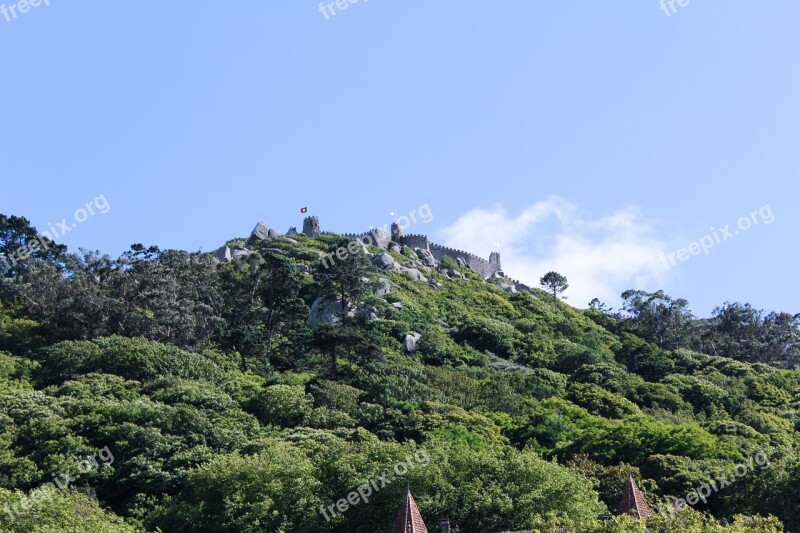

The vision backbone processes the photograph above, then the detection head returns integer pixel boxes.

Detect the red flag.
[300,207,308,214]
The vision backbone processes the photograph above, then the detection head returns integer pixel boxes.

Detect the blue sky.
[1,1,797,316]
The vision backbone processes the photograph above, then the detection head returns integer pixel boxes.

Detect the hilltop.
[0,214,797,532]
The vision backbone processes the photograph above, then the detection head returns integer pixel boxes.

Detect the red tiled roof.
[393,489,429,533]
[615,474,652,519]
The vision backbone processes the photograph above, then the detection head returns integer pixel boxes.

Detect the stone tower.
[391,222,404,242]
[303,216,320,238]
[489,252,502,271]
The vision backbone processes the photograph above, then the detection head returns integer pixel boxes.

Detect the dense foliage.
[0,215,798,532]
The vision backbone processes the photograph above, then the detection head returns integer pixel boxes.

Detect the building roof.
[615,474,652,519]
[392,489,429,533]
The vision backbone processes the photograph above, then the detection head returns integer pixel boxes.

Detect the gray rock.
[367,345,387,362]
[402,268,427,282]
[263,248,287,255]
[392,302,404,309]
[372,253,399,270]
[450,269,465,279]
[309,297,354,327]
[457,257,468,268]
[250,221,272,241]
[215,246,232,262]
[287,226,298,235]
[296,264,312,273]
[232,249,253,259]
[494,282,517,293]
[374,278,392,296]
[364,306,380,322]
[402,261,414,268]
[404,332,422,353]
[268,228,280,239]
[285,238,299,244]
[428,280,444,290]
[415,248,437,268]
[388,242,401,253]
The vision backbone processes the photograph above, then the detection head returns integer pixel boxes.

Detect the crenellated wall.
[342,229,393,249]
[428,243,501,278]
[398,234,430,250]
[306,217,501,277]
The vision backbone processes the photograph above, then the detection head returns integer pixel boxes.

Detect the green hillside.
[0,216,797,532]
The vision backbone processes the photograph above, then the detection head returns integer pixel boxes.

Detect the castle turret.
[303,216,320,238]
[489,252,501,270]
[391,222,404,242]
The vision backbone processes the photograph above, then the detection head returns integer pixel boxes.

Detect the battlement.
[428,243,501,278]
[303,216,321,238]
[398,234,430,250]
[298,216,502,277]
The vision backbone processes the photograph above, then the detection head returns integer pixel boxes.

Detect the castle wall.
[399,234,430,250]
[303,216,501,277]
[428,243,501,278]
[342,229,392,249]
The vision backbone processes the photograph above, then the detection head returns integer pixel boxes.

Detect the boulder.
[287,226,298,235]
[494,282,517,293]
[262,248,287,255]
[296,264,312,273]
[268,228,280,238]
[428,280,444,290]
[309,297,354,327]
[415,248,437,268]
[367,345,387,363]
[232,249,253,259]
[392,302,404,309]
[372,253,399,270]
[404,332,422,353]
[457,257,468,268]
[250,221,272,241]
[449,269,465,279]
[401,267,427,282]
[215,246,232,262]
[374,278,392,296]
[363,306,380,322]
[435,317,451,328]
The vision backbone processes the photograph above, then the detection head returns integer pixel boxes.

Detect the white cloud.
[438,196,670,308]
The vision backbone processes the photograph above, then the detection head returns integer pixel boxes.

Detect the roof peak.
[392,490,429,533]
[616,475,652,520]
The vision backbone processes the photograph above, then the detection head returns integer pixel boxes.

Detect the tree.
[0,215,67,277]
[317,238,375,326]
[620,289,695,350]
[540,271,568,301]
[588,298,613,314]
[217,251,307,370]
[699,302,800,366]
